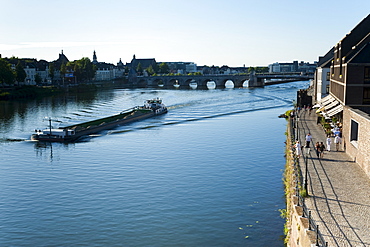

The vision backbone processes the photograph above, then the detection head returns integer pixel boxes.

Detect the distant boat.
[31,98,167,142]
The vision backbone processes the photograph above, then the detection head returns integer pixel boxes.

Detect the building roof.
[339,14,370,61]
[347,42,370,63]
[128,55,156,69]
[317,47,334,67]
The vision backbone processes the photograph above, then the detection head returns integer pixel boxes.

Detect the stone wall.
[342,106,370,178]
[285,121,318,247]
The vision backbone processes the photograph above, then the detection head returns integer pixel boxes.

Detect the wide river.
[0,81,308,246]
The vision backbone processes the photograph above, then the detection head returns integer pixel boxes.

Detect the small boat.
[31,98,167,142]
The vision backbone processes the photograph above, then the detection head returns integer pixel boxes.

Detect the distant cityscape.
[0,50,317,86]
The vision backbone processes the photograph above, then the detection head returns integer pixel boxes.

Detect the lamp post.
[304,146,310,193]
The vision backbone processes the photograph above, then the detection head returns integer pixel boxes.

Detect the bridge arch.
[169,78,180,88]
[137,78,147,88]
[153,78,164,88]
[128,73,271,88]
[224,79,234,88]
[198,78,216,89]
[186,79,197,89]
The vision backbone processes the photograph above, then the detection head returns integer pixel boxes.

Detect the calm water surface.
[0,82,308,246]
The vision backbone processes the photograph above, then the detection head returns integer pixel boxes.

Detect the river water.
[0,81,308,247]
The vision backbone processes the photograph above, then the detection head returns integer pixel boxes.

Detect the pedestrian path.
[296,110,370,247]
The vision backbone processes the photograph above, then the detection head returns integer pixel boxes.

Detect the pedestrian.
[319,142,325,159]
[315,142,320,157]
[326,135,331,152]
[334,134,342,151]
[294,140,302,158]
[305,133,313,148]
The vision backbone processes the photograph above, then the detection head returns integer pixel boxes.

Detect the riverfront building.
[312,14,370,178]
[92,50,125,81]
[268,61,317,74]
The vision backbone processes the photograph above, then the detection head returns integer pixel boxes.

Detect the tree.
[35,73,42,84]
[60,63,66,85]
[147,65,155,76]
[15,61,27,84]
[136,62,143,75]
[256,67,269,73]
[152,63,159,74]
[80,57,96,81]
[248,67,255,73]
[73,63,81,83]
[48,63,55,82]
[158,62,169,74]
[66,57,96,83]
[0,58,15,86]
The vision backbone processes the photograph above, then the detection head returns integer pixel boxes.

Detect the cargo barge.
[31,98,167,142]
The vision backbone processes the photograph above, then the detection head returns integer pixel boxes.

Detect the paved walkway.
[296,110,370,247]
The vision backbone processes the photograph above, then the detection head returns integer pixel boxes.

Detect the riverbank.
[284,114,319,246]
[0,86,63,100]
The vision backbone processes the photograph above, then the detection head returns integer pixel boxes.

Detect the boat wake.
[107,103,289,136]
[0,138,27,143]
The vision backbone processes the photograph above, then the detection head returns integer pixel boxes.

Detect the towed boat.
[31,98,167,142]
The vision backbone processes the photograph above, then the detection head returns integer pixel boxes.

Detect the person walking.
[315,142,320,157]
[319,142,326,159]
[326,135,331,152]
[334,134,342,151]
[294,140,302,158]
[305,133,313,148]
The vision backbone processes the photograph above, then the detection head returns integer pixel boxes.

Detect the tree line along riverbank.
[0,83,121,101]
[0,86,64,100]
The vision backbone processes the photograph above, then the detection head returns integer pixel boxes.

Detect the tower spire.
[93,50,98,64]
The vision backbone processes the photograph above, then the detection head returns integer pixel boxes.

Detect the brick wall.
[342,106,370,178]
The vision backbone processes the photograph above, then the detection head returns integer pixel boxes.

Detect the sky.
[1,0,369,67]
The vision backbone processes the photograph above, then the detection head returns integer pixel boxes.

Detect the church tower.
[93,50,98,64]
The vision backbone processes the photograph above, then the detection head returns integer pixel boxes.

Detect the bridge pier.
[248,71,265,87]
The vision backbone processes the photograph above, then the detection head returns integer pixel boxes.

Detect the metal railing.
[290,115,328,247]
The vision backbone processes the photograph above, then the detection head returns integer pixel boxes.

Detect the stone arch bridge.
[128,73,312,89]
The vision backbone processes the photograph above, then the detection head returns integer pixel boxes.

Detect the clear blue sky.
[1,0,369,67]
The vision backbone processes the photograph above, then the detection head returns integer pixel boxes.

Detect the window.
[326,72,330,81]
[365,67,370,84]
[350,120,359,142]
[363,87,370,104]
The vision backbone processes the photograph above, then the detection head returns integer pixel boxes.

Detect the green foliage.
[48,63,55,80]
[66,57,96,82]
[152,62,159,73]
[0,86,61,100]
[279,208,287,219]
[136,62,143,75]
[146,65,155,75]
[0,58,15,85]
[187,72,202,76]
[300,188,308,197]
[158,62,169,74]
[249,66,269,73]
[15,61,27,83]
[60,63,66,78]
[35,73,42,84]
